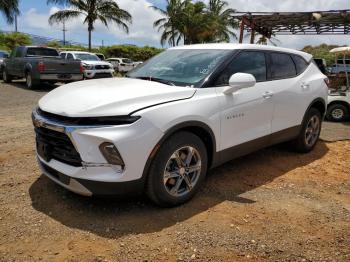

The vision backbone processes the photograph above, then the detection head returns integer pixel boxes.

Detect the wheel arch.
[308,97,327,117]
[328,100,350,111]
[24,63,32,74]
[141,121,217,187]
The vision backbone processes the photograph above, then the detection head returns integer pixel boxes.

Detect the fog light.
[99,142,125,167]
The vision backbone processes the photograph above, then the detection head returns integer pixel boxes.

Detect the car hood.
[39,78,196,117]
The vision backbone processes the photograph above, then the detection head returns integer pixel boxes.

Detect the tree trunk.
[88,29,92,51]
[88,22,93,52]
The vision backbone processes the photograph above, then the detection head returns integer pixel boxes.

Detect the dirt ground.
[0,81,349,262]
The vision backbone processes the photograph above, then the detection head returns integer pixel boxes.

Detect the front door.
[212,51,274,152]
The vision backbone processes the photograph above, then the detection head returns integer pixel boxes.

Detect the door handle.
[301,82,310,89]
[262,91,274,99]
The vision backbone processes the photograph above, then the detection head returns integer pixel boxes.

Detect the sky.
[0,0,350,49]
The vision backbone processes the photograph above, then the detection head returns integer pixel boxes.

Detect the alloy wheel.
[26,74,32,88]
[331,108,344,120]
[305,115,320,146]
[163,146,201,197]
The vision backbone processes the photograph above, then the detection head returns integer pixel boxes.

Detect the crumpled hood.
[39,78,196,117]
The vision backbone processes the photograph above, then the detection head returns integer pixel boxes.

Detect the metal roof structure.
[234,10,350,43]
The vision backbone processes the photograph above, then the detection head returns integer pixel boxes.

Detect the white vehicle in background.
[326,47,350,121]
[33,44,328,206]
[133,61,143,68]
[60,51,114,79]
[105,57,134,72]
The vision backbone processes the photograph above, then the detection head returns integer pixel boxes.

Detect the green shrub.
[0,32,32,51]
[102,45,163,61]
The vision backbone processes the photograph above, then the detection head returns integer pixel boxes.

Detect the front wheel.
[326,104,348,122]
[146,132,208,207]
[292,108,322,153]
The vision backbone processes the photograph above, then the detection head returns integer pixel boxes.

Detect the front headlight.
[83,63,94,70]
[99,142,125,167]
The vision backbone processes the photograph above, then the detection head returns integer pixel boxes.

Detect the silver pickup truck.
[2,46,83,89]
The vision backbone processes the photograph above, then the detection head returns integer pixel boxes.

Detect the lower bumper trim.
[38,160,145,196]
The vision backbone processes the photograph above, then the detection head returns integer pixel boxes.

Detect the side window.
[270,53,297,79]
[214,51,266,86]
[67,53,74,60]
[292,55,309,74]
[60,53,66,59]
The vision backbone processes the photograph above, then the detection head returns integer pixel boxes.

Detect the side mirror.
[3,54,9,58]
[223,73,256,95]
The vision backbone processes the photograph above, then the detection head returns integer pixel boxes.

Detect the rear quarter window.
[270,52,297,79]
[292,55,309,74]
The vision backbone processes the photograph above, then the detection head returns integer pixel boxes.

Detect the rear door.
[213,50,274,151]
[268,52,312,133]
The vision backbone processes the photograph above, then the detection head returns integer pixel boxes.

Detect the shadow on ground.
[6,80,59,92]
[29,141,329,239]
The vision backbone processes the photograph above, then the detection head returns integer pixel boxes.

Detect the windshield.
[75,53,100,61]
[26,48,59,57]
[0,51,8,58]
[127,49,232,87]
[122,58,133,64]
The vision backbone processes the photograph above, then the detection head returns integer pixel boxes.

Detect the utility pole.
[102,40,104,47]
[62,21,67,46]
[15,14,18,32]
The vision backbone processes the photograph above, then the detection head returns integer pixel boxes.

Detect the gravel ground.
[0,81,349,262]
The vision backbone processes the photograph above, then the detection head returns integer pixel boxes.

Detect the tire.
[326,104,348,122]
[146,131,208,207]
[292,107,322,153]
[3,69,12,83]
[25,72,40,89]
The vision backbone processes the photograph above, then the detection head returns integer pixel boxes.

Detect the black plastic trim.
[211,125,301,167]
[37,108,140,126]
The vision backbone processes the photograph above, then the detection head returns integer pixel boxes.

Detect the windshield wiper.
[133,76,175,86]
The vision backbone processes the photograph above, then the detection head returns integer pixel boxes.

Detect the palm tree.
[245,31,281,46]
[205,0,238,42]
[0,0,19,25]
[48,0,132,51]
[151,0,187,47]
[255,34,281,46]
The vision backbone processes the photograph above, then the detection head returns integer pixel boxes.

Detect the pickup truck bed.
[2,46,83,89]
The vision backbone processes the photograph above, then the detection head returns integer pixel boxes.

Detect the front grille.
[95,65,110,70]
[94,73,113,78]
[35,126,82,167]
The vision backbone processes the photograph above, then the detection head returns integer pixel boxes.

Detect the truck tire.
[25,72,40,89]
[3,69,12,83]
[292,107,322,153]
[326,104,348,122]
[146,132,208,207]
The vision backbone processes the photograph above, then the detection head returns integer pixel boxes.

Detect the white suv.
[60,51,114,79]
[33,44,328,206]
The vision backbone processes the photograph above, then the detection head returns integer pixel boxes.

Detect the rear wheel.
[292,108,322,153]
[146,132,208,207]
[25,72,39,89]
[3,69,12,83]
[326,104,348,122]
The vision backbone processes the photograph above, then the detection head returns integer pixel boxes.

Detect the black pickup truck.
[2,46,83,89]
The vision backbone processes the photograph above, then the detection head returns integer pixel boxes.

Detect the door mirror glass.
[223,73,256,94]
